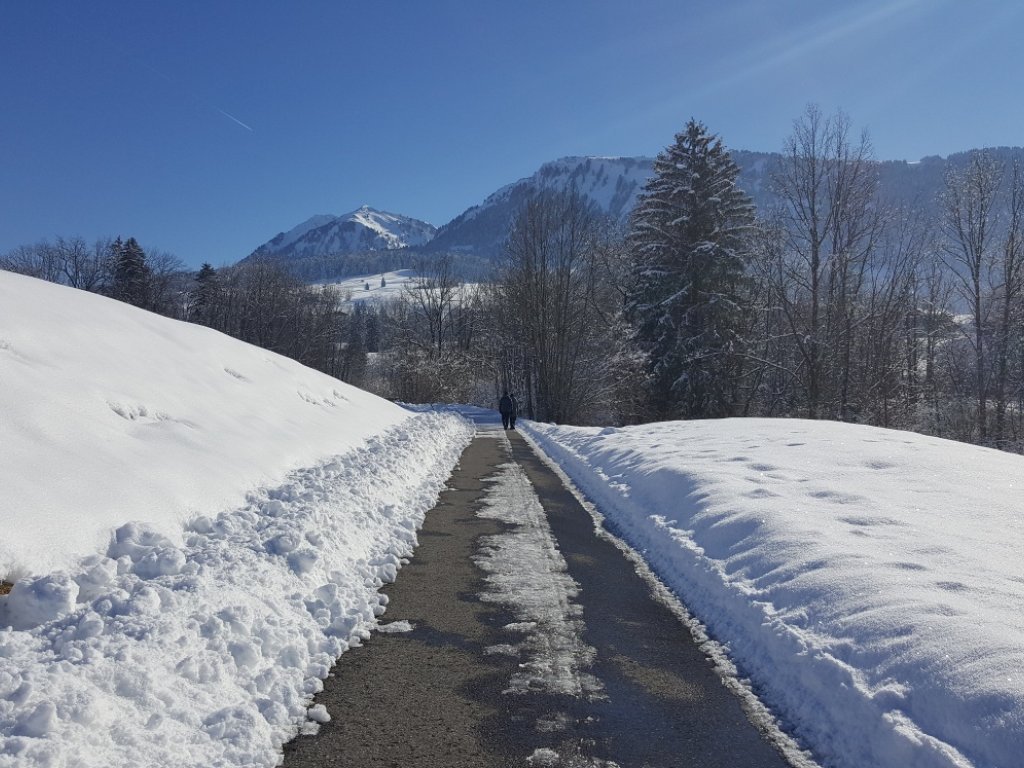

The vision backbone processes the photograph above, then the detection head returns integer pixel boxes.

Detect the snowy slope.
[250,206,436,261]
[0,271,473,766]
[0,270,411,576]
[471,156,654,221]
[259,213,338,253]
[523,419,1024,768]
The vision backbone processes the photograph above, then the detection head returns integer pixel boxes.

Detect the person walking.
[509,393,519,429]
[499,391,513,430]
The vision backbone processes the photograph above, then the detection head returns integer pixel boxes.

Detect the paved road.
[282,427,794,768]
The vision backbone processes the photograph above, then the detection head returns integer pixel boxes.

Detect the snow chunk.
[306,704,330,724]
[527,747,560,766]
[375,620,414,634]
[2,573,79,630]
[14,701,57,738]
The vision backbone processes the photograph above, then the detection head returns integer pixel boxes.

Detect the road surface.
[282,422,796,768]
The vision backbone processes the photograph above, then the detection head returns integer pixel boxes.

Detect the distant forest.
[6,104,1024,452]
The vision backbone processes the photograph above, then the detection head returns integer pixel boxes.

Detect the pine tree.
[111,237,152,308]
[192,263,219,326]
[626,120,755,418]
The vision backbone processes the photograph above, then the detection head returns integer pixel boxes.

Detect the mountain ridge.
[247,146,1024,270]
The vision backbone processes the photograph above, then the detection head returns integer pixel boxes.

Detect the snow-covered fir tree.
[626,120,755,418]
[190,263,219,326]
[110,237,152,309]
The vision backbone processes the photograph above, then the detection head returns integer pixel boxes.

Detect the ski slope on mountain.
[524,418,1024,768]
[0,271,473,766]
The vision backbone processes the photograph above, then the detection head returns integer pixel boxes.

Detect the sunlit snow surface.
[0,272,473,767]
[523,418,1024,768]
[0,270,417,576]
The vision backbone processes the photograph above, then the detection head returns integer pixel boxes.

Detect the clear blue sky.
[2,0,1022,268]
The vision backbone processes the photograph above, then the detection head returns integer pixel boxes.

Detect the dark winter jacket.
[510,395,519,417]
[499,394,513,415]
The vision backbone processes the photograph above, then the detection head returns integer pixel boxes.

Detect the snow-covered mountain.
[424,156,654,256]
[246,147,1024,269]
[249,205,436,261]
[424,152,780,257]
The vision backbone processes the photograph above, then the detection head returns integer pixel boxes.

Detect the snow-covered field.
[523,419,1024,768]
[319,270,478,309]
[0,271,472,766]
[318,269,421,307]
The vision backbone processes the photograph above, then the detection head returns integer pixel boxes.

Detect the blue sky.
[2,1,1022,268]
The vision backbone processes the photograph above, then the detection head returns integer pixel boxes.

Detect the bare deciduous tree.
[941,150,1003,442]
[767,104,880,418]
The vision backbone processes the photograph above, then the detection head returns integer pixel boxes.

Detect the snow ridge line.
[520,424,972,768]
[0,411,474,768]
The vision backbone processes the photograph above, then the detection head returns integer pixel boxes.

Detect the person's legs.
[502,413,510,429]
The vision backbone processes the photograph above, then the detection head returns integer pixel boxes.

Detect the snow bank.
[0,413,471,767]
[523,418,1024,768]
[0,271,475,765]
[0,270,412,576]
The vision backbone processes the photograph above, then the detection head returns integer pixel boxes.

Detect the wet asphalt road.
[281,428,795,768]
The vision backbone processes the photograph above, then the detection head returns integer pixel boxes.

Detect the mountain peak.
[250,207,436,261]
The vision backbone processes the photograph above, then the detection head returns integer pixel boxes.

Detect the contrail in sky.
[216,108,254,132]
[54,7,255,134]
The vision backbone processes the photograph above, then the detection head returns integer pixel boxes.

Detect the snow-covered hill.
[0,271,472,766]
[524,418,1024,768]
[249,205,436,261]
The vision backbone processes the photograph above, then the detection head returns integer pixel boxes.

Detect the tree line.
[6,104,1024,452]
[625,106,1024,450]
[372,105,1024,451]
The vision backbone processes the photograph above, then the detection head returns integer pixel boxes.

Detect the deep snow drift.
[523,419,1024,768]
[0,271,473,766]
